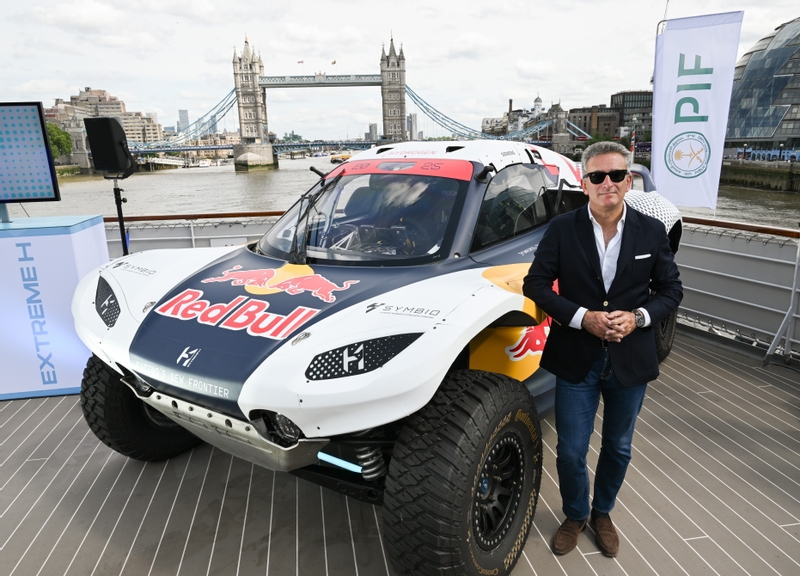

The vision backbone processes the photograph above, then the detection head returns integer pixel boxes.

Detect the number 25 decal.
[421,162,442,170]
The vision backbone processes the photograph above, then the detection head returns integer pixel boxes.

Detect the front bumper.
[132,383,330,472]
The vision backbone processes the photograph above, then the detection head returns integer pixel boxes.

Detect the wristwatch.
[633,309,645,329]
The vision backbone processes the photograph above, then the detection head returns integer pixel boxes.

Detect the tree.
[46,122,72,158]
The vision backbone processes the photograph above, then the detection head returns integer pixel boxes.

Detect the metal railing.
[103,211,283,259]
[677,217,800,365]
[104,212,800,365]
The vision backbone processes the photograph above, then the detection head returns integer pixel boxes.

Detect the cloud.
[3,0,798,139]
[26,1,123,32]
[515,60,561,82]
[12,79,80,97]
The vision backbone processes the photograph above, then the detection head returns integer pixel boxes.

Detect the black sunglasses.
[583,170,629,184]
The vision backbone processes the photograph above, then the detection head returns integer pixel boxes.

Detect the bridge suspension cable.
[131,88,238,149]
[406,86,569,142]
[130,85,592,152]
[405,86,491,140]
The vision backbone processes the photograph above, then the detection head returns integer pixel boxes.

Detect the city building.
[407,113,418,141]
[177,109,189,132]
[610,90,653,140]
[191,130,241,159]
[568,104,621,139]
[206,113,218,136]
[481,116,507,136]
[368,123,378,141]
[482,98,550,138]
[44,87,164,166]
[532,94,544,119]
[508,107,540,134]
[520,102,567,143]
[726,16,800,154]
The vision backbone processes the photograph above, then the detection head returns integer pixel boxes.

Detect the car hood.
[127,246,474,418]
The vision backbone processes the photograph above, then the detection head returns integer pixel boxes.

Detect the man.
[523,141,682,558]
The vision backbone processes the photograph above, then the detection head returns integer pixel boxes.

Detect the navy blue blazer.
[523,204,682,386]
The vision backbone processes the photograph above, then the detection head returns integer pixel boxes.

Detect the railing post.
[190,220,196,248]
[763,240,800,366]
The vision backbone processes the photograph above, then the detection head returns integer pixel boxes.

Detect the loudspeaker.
[84,117,137,175]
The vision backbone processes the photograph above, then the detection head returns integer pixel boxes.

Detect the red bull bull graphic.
[469,321,551,381]
[269,275,358,303]
[155,289,318,340]
[202,265,359,303]
[201,265,276,287]
[505,324,550,361]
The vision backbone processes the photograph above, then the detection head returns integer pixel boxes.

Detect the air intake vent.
[445,146,464,153]
[95,276,121,328]
[305,333,423,380]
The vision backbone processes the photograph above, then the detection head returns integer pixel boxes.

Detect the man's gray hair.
[581,141,632,170]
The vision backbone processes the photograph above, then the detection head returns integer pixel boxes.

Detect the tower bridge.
[127,37,591,166]
[231,36,407,170]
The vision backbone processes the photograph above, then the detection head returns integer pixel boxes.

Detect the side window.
[471,164,553,252]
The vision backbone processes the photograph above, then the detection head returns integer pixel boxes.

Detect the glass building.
[726,16,800,157]
[611,90,653,138]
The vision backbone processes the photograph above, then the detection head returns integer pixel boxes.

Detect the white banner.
[652,11,743,209]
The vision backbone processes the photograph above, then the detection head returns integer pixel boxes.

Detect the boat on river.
[330,153,351,163]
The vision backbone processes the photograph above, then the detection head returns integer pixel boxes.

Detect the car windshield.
[257,167,469,265]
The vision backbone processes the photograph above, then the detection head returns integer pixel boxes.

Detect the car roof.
[349,140,582,187]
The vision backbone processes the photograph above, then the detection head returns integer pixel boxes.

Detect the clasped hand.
[582,310,636,342]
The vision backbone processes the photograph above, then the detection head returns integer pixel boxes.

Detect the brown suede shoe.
[551,517,588,555]
[590,515,619,557]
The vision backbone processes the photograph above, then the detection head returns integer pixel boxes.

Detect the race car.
[72,140,681,576]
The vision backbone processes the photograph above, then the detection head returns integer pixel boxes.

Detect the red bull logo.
[202,265,358,303]
[155,289,318,340]
[505,324,550,361]
[201,265,276,287]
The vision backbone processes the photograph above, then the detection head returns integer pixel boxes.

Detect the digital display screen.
[0,102,61,204]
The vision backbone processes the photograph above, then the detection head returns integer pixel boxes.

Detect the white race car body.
[72,140,679,473]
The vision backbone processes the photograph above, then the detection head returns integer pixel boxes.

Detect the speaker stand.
[112,179,129,256]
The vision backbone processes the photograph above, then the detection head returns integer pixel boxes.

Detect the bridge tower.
[380,38,407,141]
[232,37,276,170]
[233,38,267,143]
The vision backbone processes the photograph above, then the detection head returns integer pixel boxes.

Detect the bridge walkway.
[0,330,798,575]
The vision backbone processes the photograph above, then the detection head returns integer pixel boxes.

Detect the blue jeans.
[555,348,647,520]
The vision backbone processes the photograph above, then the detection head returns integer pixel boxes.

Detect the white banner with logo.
[651,11,743,209]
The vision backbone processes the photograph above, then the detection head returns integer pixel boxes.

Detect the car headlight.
[305,333,423,380]
[95,275,121,328]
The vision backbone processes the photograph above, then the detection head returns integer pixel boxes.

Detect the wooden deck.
[1,331,799,576]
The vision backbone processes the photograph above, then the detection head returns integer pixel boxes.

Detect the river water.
[7,156,800,230]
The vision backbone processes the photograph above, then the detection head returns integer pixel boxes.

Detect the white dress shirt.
[569,204,651,329]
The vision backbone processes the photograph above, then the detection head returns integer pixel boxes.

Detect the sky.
[2,0,798,141]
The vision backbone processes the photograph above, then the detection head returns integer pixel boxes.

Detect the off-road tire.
[383,370,542,576]
[655,310,678,363]
[80,355,201,461]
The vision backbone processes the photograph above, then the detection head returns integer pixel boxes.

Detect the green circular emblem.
[665,131,710,178]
